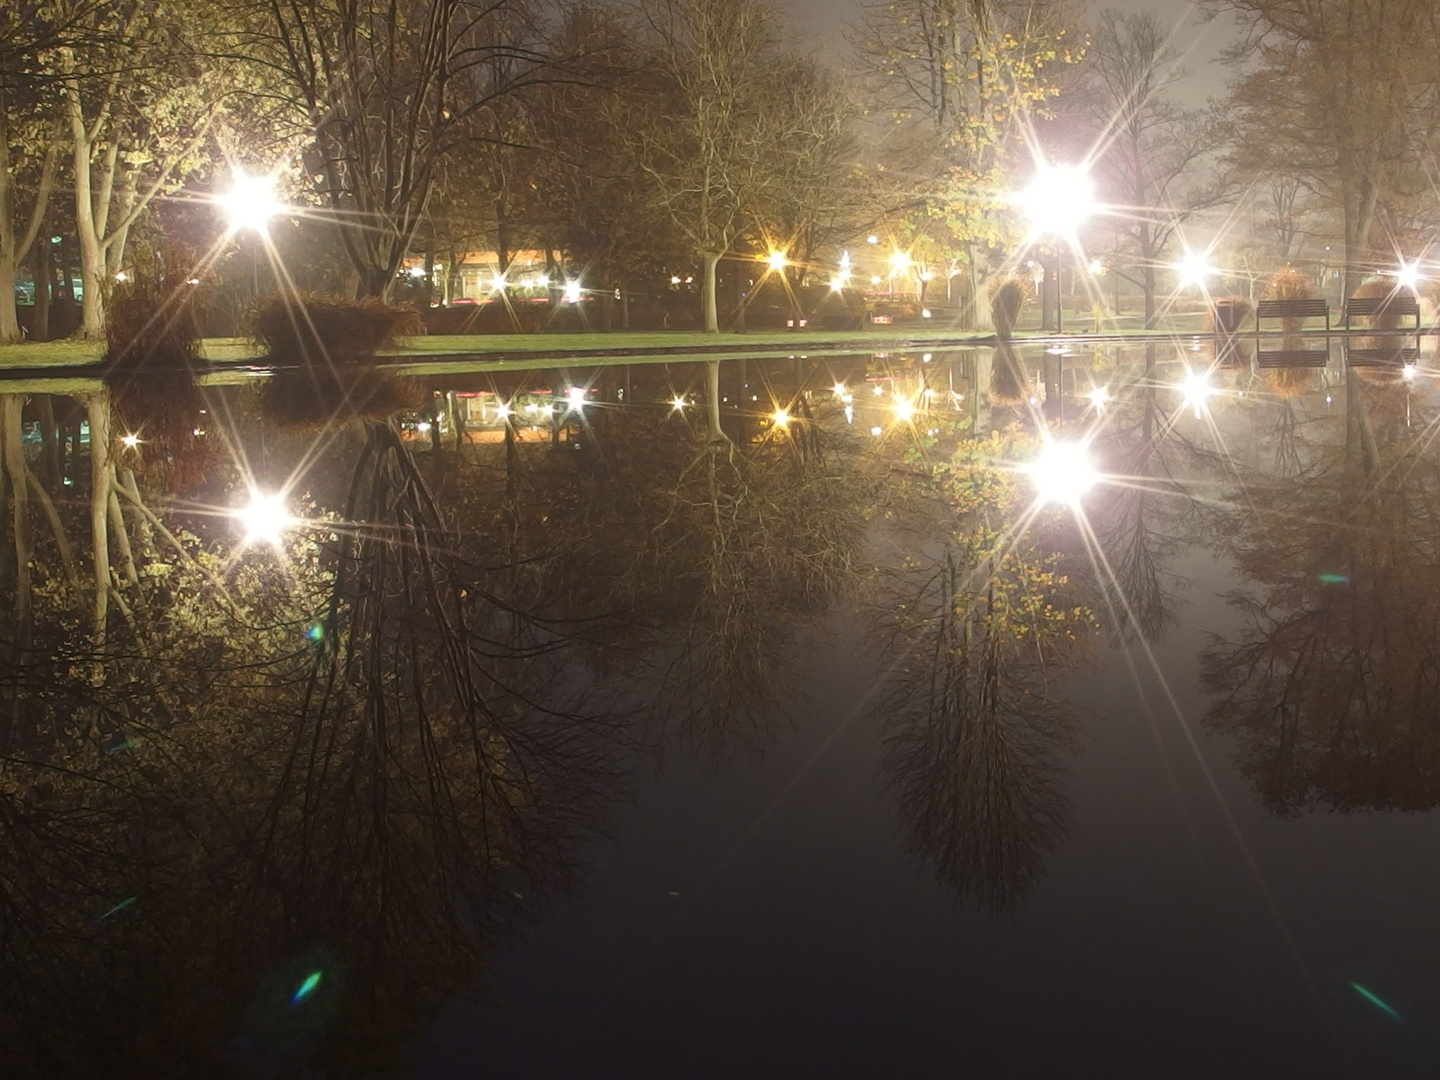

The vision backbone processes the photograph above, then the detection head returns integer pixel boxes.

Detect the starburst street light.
[1174,249,1216,289]
[235,489,292,546]
[219,169,283,236]
[1019,163,1096,333]
[1396,260,1424,290]
[1179,370,1213,417]
[767,250,788,273]
[1025,440,1100,507]
[562,280,582,304]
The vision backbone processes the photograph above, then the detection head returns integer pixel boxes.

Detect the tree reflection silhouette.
[874,430,1094,913]
[0,397,626,1076]
[1202,370,1440,815]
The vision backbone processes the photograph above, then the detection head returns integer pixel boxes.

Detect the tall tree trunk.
[705,359,726,443]
[37,395,59,489]
[34,227,52,341]
[1342,178,1379,304]
[703,251,721,334]
[2,396,31,641]
[87,391,111,647]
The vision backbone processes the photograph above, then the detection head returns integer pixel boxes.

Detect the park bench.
[1256,348,1328,368]
[1345,345,1419,367]
[1342,294,1421,330]
[1255,298,1330,333]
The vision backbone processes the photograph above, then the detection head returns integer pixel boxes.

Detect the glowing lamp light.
[495,403,513,420]
[567,386,587,409]
[830,277,846,292]
[408,266,426,278]
[672,396,687,410]
[563,280,582,304]
[1087,387,1109,409]
[490,275,508,292]
[870,275,882,286]
[767,250,788,273]
[1396,261,1423,290]
[1179,370,1213,417]
[889,252,911,272]
[1020,164,1096,237]
[1174,250,1215,289]
[1403,363,1417,382]
[1026,441,1100,507]
[121,433,140,449]
[236,490,292,546]
[1089,259,1105,275]
[833,383,847,395]
[866,235,879,245]
[114,271,129,283]
[894,399,915,422]
[772,408,790,428]
[219,169,283,235]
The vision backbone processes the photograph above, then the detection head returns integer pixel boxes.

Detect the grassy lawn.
[0,313,1213,373]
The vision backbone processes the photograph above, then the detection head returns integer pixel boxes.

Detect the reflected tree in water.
[1202,371,1440,814]
[875,429,1093,912]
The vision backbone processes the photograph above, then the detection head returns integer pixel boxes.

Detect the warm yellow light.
[1396,261,1423,290]
[121,433,140,449]
[833,383,847,395]
[773,408,790,427]
[830,277,845,292]
[219,169,283,235]
[563,280,582,304]
[894,399,914,422]
[236,489,292,546]
[767,250,788,272]
[889,252,910,271]
[672,396,687,410]
[567,386,587,408]
[496,404,513,420]
[490,275,508,292]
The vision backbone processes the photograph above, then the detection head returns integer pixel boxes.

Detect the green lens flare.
[291,971,323,1005]
[1351,982,1403,1022]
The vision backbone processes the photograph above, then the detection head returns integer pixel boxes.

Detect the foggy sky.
[784,0,1236,105]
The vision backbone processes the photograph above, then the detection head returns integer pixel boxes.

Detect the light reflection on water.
[3,338,1440,1076]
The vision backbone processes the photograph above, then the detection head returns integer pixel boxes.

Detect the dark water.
[4,338,1440,1077]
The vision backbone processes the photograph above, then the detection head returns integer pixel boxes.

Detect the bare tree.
[1084,9,1225,327]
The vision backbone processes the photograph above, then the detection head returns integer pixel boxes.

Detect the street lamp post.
[1019,164,1096,334]
[218,169,284,301]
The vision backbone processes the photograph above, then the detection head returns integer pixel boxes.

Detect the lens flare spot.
[1351,982,1403,1022]
[290,971,323,1007]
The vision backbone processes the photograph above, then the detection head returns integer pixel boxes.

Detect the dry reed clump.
[989,277,1029,339]
[1261,366,1315,398]
[250,292,420,365]
[260,368,425,429]
[104,244,205,373]
[1351,279,1405,330]
[989,345,1027,405]
[249,293,425,429]
[1263,266,1316,331]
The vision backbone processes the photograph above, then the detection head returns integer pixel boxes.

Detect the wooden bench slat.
[1257,349,1329,368]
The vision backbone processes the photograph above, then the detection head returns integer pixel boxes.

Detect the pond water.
[3,337,1439,1077]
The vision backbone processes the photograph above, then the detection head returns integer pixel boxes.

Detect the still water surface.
[4,340,1439,1077]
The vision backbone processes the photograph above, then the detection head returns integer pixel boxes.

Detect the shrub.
[1351,278,1406,330]
[259,368,425,430]
[989,345,1026,405]
[1263,267,1316,331]
[104,244,205,373]
[250,292,420,365]
[989,277,1028,338]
